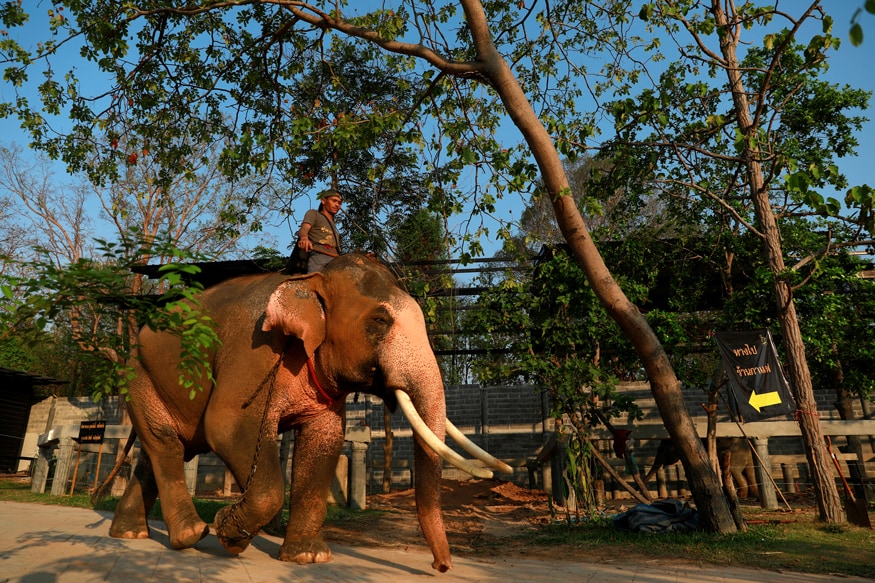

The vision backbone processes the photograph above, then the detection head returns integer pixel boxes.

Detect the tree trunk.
[831,351,868,493]
[711,0,843,523]
[460,0,736,533]
[719,444,748,531]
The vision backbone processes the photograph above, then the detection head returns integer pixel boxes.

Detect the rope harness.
[307,356,338,407]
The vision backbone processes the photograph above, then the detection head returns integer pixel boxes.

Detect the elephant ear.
[262,274,326,358]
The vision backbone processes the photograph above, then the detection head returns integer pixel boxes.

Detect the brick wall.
[346,384,551,490]
[24,380,873,497]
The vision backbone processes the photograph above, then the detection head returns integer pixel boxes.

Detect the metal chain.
[218,351,284,544]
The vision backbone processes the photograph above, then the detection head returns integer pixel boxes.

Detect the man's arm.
[298,222,313,252]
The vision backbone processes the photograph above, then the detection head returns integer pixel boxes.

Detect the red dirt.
[321,478,822,565]
[323,478,590,561]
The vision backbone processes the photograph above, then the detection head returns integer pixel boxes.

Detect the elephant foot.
[109,512,151,540]
[278,536,332,564]
[169,520,210,550]
[109,524,150,540]
[213,506,255,555]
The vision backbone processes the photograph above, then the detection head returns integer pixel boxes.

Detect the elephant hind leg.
[109,452,158,540]
[124,372,209,550]
[108,450,209,548]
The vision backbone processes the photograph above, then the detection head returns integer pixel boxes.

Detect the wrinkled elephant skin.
[107,254,460,571]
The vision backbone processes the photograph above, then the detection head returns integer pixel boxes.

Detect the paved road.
[0,501,869,583]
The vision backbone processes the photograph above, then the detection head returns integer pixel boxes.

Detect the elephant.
[643,437,759,500]
[98,253,510,572]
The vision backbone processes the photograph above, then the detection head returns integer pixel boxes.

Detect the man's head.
[318,188,343,216]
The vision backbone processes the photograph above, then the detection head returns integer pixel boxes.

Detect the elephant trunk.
[383,294,509,571]
[404,384,454,573]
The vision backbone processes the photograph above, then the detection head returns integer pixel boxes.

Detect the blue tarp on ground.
[611,499,701,534]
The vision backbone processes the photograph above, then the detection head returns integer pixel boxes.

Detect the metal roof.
[131,259,281,289]
[0,367,68,386]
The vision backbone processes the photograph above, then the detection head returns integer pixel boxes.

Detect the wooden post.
[184,456,199,496]
[676,465,688,497]
[69,442,82,496]
[223,467,233,497]
[93,442,104,490]
[31,446,53,494]
[750,437,778,510]
[51,437,75,497]
[657,467,669,499]
[781,463,794,493]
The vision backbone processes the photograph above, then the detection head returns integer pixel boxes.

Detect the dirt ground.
[321,478,835,566]
[323,478,626,563]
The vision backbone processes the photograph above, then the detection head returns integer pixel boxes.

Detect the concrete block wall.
[18,397,124,473]
[23,379,874,500]
[345,384,551,491]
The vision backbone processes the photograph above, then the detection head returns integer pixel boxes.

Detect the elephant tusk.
[395,390,494,480]
[445,420,515,474]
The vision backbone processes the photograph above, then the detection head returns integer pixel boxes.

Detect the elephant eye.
[365,307,394,340]
[373,306,394,325]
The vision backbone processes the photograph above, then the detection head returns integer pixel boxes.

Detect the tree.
[0,145,93,269]
[12,0,871,532]
[0,0,739,532]
[596,1,874,523]
[850,0,875,45]
[0,133,268,396]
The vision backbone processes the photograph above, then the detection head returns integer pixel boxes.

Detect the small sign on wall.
[77,420,107,444]
[715,329,796,421]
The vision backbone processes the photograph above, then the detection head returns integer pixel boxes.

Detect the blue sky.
[1,2,873,259]
[809,3,875,202]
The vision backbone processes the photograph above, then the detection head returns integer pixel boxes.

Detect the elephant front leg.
[280,412,344,564]
[208,420,286,555]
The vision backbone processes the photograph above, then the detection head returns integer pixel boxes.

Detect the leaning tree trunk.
[459,0,736,533]
[712,1,844,523]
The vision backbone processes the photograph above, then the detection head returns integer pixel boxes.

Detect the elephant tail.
[90,425,137,507]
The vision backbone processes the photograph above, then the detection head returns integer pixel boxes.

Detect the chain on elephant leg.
[214,503,258,554]
[212,357,282,555]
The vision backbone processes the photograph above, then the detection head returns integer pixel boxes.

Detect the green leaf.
[850,23,863,47]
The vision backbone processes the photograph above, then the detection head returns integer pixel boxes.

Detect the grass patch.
[529,510,875,579]
[0,476,228,522]
[0,477,382,532]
